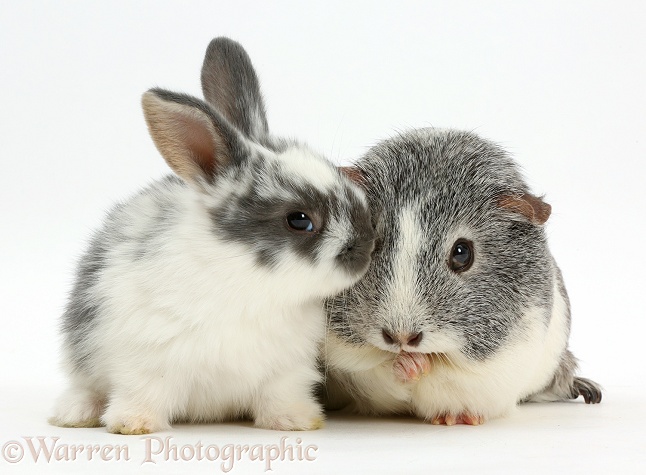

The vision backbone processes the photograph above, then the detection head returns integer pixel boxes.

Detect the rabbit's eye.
[286,212,315,232]
[449,239,474,272]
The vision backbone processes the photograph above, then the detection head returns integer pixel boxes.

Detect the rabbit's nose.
[382,329,423,347]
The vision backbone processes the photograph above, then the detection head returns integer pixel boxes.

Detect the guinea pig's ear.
[498,193,552,225]
[339,166,366,187]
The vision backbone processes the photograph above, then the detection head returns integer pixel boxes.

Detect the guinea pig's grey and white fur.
[325,128,601,425]
[49,37,374,434]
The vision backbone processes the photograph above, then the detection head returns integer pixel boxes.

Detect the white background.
[1,1,644,473]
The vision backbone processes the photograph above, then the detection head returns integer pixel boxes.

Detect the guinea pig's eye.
[286,212,315,232]
[449,239,474,273]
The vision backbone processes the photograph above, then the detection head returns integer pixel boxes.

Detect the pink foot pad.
[430,413,485,426]
[393,351,432,382]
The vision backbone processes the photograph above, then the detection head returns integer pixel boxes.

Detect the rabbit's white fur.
[52,165,339,433]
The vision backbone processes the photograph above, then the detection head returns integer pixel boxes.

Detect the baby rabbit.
[50,37,374,434]
[325,128,601,425]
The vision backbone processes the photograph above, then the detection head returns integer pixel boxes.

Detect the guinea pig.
[325,128,601,425]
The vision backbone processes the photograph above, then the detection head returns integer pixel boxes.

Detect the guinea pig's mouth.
[399,350,451,361]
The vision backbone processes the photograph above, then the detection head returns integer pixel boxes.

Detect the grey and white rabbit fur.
[325,128,601,425]
[50,37,374,434]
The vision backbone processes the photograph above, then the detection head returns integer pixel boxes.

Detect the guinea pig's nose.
[382,329,395,345]
[382,329,423,347]
[407,332,423,347]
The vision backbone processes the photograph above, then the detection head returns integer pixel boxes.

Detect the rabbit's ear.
[201,37,269,141]
[142,88,246,186]
[498,193,551,225]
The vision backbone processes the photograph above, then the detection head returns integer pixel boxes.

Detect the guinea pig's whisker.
[441,353,459,371]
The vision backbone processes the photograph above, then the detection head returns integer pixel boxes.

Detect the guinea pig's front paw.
[429,413,485,426]
[254,401,325,431]
[393,351,432,382]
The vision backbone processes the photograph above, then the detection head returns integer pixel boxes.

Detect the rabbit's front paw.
[49,388,105,428]
[102,405,170,435]
[255,400,324,431]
